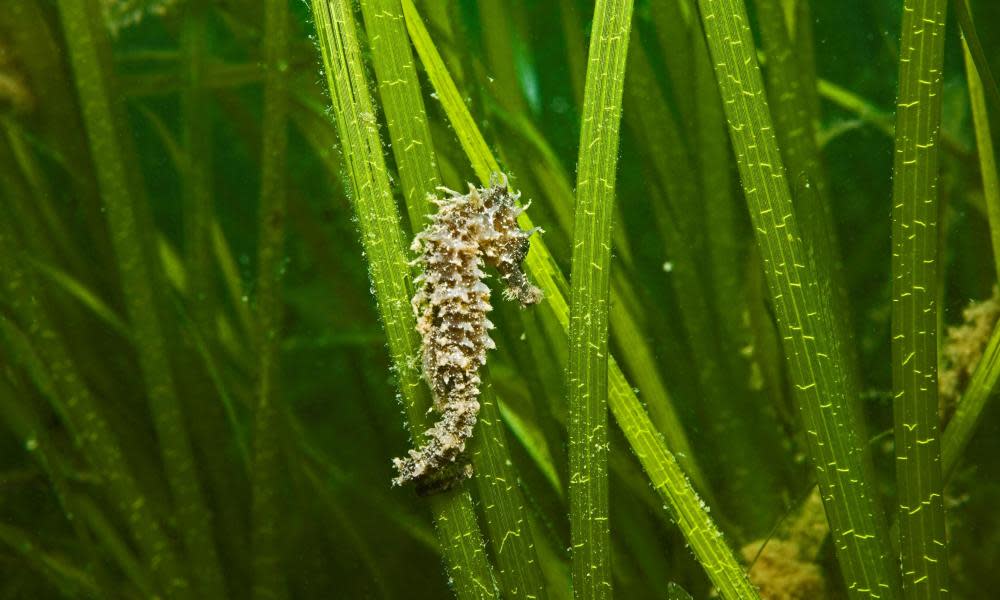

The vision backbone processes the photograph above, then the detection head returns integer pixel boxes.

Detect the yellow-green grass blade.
[308,1,498,597]
[696,0,900,597]
[566,0,634,595]
[402,2,757,597]
[890,2,950,597]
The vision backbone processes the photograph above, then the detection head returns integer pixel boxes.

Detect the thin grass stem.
[180,2,214,331]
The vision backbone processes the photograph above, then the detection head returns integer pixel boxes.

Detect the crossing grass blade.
[0,522,102,597]
[401,2,758,597]
[484,104,704,497]
[308,1,498,597]
[890,2,950,597]
[696,0,900,597]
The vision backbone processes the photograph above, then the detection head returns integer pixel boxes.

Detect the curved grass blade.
[566,0,635,595]
[696,0,900,597]
[401,2,757,597]
[890,2,950,596]
[308,1,498,597]
[818,78,896,137]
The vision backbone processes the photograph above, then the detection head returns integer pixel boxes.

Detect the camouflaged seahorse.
[392,174,542,493]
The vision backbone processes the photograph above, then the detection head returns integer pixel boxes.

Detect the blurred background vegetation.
[1,0,999,597]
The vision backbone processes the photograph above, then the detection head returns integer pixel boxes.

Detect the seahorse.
[392,174,542,493]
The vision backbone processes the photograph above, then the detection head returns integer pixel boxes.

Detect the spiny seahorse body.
[392,175,542,491]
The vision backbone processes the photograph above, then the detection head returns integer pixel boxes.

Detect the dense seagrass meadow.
[5,0,1000,597]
